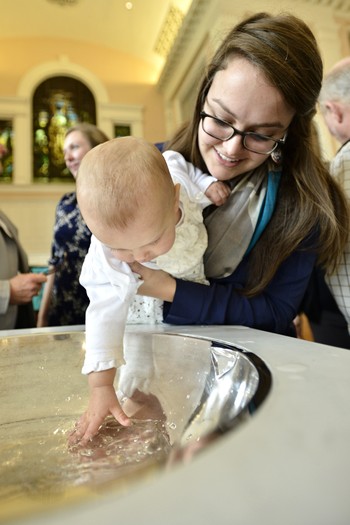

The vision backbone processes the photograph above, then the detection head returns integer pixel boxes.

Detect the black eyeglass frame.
[200,111,287,155]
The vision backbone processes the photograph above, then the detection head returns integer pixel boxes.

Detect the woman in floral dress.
[37,123,109,326]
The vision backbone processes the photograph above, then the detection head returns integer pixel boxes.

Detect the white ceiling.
[3,0,350,86]
[1,0,193,82]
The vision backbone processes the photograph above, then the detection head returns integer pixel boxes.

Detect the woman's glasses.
[200,111,287,155]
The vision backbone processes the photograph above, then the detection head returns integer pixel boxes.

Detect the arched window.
[32,76,96,182]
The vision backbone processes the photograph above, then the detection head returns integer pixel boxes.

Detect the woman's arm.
[37,199,63,327]
[133,247,317,336]
[130,263,176,301]
[37,271,55,327]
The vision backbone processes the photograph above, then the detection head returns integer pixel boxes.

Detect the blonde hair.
[76,136,175,230]
[65,122,109,148]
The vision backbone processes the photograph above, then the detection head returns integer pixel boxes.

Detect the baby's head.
[77,136,180,263]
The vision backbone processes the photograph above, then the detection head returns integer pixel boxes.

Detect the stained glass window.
[0,120,13,183]
[32,77,96,182]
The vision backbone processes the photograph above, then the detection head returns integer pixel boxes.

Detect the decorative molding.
[301,0,350,13]
[99,103,144,138]
[46,0,79,6]
[158,0,350,94]
[154,5,185,58]
[17,58,109,103]
[99,103,143,121]
[0,184,75,197]
[157,0,212,91]
[0,96,27,116]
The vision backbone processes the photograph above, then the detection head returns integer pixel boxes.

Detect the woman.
[37,122,109,327]
[131,12,349,336]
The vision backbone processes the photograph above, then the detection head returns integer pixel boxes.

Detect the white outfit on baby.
[80,150,216,390]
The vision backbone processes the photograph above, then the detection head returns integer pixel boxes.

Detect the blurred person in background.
[37,123,109,327]
[309,57,350,347]
[0,209,46,330]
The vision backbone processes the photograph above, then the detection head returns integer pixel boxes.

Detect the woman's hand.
[129,262,177,302]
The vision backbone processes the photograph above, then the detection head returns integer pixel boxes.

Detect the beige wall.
[0,186,65,267]
[159,0,350,157]
[1,0,350,266]
[0,37,167,265]
[0,36,166,142]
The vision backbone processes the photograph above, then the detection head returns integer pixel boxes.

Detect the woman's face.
[198,57,295,181]
[63,130,92,178]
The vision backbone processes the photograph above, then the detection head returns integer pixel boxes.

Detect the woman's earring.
[271,147,283,165]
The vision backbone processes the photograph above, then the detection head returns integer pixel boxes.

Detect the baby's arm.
[70,368,131,446]
[163,150,230,207]
[70,236,139,444]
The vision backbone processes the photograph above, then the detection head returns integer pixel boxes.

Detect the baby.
[72,136,229,444]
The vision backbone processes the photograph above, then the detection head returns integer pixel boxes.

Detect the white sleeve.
[163,150,214,207]
[80,235,141,375]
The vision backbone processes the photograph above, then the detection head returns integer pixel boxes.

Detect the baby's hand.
[69,370,131,446]
[205,181,230,206]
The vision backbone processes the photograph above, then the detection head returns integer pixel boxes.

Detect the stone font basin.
[0,329,270,523]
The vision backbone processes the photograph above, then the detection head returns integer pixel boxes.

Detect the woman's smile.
[214,147,242,166]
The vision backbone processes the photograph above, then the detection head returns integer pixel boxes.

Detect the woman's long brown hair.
[165,12,349,296]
